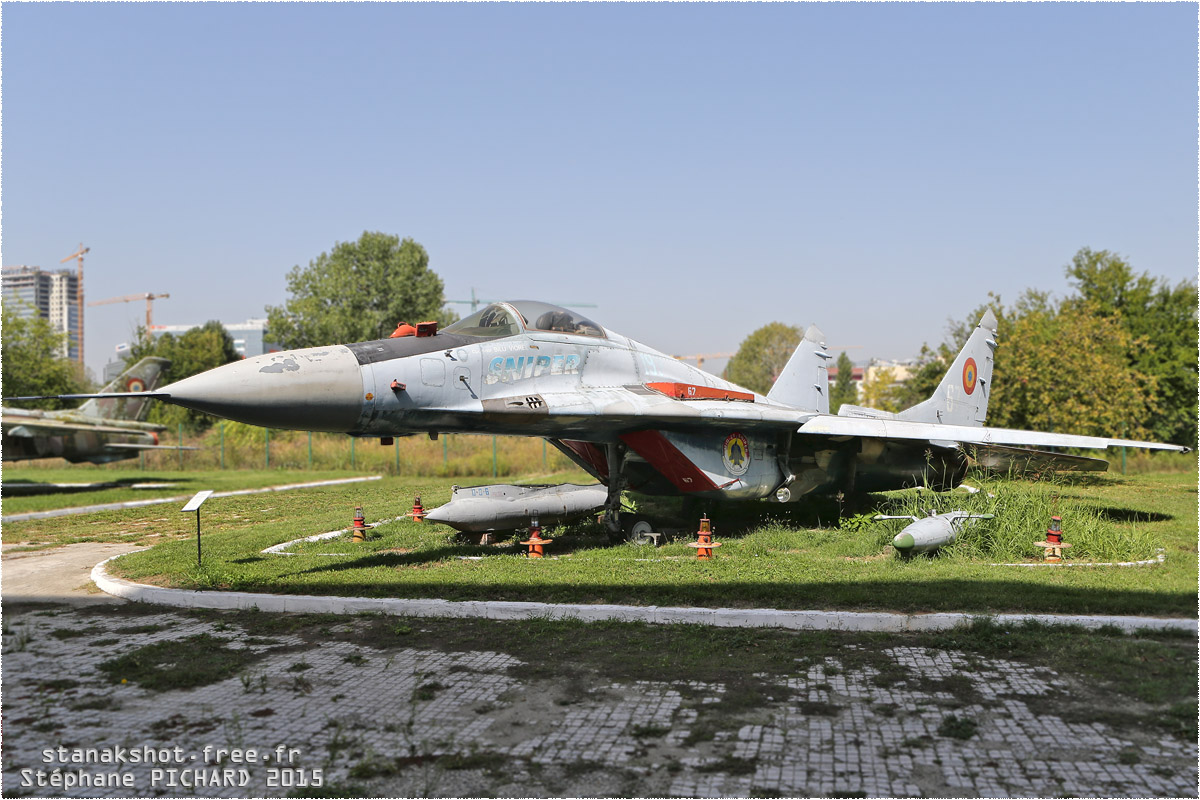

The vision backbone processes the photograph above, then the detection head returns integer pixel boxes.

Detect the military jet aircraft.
[18,301,1187,527]
[3,357,179,464]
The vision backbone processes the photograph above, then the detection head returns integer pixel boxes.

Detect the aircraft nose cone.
[422,505,450,523]
[892,532,915,552]
[160,346,365,431]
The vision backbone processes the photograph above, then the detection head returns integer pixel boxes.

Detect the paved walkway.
[1,543,141,605]
[3,544,1196,797]
[2,600,1195,797]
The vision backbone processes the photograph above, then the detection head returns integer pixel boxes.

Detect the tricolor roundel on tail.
[962,358,978,395]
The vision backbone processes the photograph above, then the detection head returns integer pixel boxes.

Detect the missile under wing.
[423,483,608,533]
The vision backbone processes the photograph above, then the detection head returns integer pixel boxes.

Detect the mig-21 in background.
[18,301,1188,529]
[2,357,182,464]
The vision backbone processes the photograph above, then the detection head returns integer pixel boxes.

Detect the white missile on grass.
[874,510,995,555]
[423,483,608,533]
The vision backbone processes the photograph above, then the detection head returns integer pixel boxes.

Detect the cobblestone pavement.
[3,602,1195,798]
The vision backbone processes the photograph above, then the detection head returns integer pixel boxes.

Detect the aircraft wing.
[484,387,1190,455]
[483,387,812,431]
[2,417,166,437]
[796,414,1190,453]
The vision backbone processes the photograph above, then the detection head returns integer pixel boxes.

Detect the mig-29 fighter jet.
[17,301,1187,528]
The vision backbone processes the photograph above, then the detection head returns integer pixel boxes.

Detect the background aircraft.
[3,357,178,464]
[19,301,1187,527]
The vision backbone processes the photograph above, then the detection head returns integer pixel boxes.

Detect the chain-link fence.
[50,426,577,477]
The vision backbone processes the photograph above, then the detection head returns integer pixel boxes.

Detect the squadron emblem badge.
[723,432,750,476]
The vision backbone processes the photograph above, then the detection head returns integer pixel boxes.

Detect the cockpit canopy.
[442,301,605,339]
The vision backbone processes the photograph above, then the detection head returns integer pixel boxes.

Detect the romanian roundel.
[962,358,978,395]
[126,377,146,393]
[723,432,750,476]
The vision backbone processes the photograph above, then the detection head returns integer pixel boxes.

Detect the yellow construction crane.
[673,352,735,370]
[89,292,171,334]
[60,244,89,365]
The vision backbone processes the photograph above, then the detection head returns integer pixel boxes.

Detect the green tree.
[987,298,1156,439]
[893,278,1165,441]
[830,351,857,413]
[723,322,801,395]
[1,304,87,409]
[125,321,241,430]
[266,232,456,349]
[859,366,905,412]
[1064,248,1196,446]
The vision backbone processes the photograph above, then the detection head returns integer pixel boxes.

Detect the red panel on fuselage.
[645,382,755,402]
[619,430,719,493]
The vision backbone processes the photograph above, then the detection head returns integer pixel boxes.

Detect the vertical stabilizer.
[78,357,170,421]
[767,324,831,413]
[898,310,997,427]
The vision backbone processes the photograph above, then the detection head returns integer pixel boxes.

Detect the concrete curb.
[261,517,408,555]
[3,476,383,522]
[90,555,1196,634]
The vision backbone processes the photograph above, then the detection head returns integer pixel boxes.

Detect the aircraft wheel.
[623,516,661,546]
[628,518,654,538]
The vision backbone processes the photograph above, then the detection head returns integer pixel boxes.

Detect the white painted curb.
[90,556,1196,634]
[262,516,407,555]
[3,476,383,522]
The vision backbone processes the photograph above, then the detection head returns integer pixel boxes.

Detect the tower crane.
[60,244,89,365]
[89,292,171,336]
[673,352,735,370]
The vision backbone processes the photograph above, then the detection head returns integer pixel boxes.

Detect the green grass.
[870,472,1161,562]
[1,467,372,516]
[96,633,266,691]
[7,466,1197,617]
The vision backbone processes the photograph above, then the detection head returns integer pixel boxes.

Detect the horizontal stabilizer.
[967,444,1109,472]
[797,414,1190,453]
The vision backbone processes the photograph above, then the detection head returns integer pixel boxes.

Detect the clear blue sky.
[3,2,1196,380]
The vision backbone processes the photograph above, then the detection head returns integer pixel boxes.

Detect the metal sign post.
[181,490,214,566]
